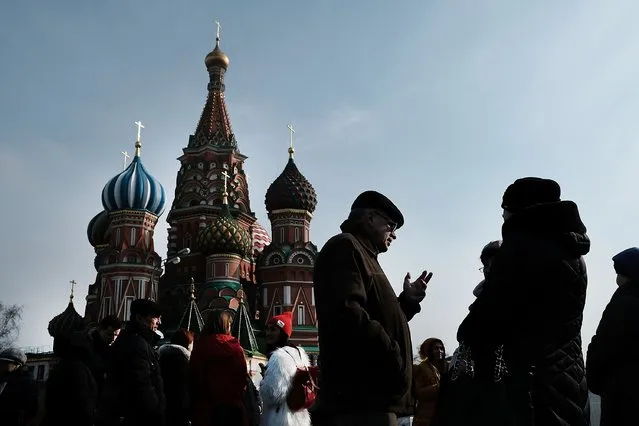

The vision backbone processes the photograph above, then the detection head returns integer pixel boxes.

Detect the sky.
[1,0,639,354]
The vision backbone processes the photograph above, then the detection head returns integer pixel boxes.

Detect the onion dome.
[205,36,229,69]
[101,138,166,216]
[48,296,84,338]
[87,210,110,247]
[198,186,252,257]
[265,151,317,213]
[251,221,271,253]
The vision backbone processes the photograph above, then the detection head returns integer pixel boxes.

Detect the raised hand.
[402,270,433,304]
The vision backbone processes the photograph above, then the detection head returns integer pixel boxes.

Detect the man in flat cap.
[456,177,590,426]
[587,247,639,426]
[98,299,165,426]
[313,190,433,425]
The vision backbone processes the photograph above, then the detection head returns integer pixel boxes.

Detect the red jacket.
[189,333,247,426]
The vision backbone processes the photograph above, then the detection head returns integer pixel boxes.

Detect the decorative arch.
[265,251,285,266]
[287,250,314,266]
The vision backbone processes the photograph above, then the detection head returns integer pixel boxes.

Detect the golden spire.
[221,171,230,205]
[205,20,229,69]
[189,277,196,301]
[134,121,144,157]
[287,124,295,159]
[69,280,76,303]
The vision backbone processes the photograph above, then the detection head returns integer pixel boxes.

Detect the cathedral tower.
[260,128,319,357]
[84,124,166,323]
[159,27,270,328]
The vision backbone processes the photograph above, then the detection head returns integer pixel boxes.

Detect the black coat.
[158,343,190,426]
[587,280,639,426]
[44,333,98,426]
[0,366,38,426]
[457,201,590,426]
[313,219,421,416]
[99,321,165,426]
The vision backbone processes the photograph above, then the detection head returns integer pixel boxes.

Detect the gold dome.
[205,40,229,69]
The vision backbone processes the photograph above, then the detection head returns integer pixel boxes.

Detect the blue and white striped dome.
[101,154,166,216]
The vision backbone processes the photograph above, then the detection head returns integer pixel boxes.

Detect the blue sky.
[1,0,639,353]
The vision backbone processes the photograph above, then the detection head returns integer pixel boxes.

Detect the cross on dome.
[121,151,130,170]
[134,121,144,157]
[69,280,76,301]
[215,20,221,42]
[287,124,295,159]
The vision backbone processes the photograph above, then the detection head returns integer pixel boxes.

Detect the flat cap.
[351,190,404,229]
[0,347,27,366]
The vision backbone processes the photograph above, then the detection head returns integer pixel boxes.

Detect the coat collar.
[340,219,379,257]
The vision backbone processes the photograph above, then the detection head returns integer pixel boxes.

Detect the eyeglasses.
[372,211,397,232]
[479,267,484,273]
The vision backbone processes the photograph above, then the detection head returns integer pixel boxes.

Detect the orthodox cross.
[121,151,130,170]
[189,277,196,301]
[287,124,295,158]
[69,280,76,301]
[221,171,230,194]
[134,121,145,142]
[215,20,221,40]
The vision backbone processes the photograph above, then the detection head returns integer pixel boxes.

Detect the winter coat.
[158,343,190,426]
[457,201,590,426]
[43,333,99,426]
[313,219,422,416]
[260,345,311,426]
[413,346,444,426]
[189,333,247,426]
[587,280,639,426]
[0,366,38,426]
[98,321,165,426]
[85,328,112,394]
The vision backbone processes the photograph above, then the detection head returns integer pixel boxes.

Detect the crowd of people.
[1,177,637,426]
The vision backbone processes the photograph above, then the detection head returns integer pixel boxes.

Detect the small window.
[273,305,283,316]
[262,287,268,307]
[116,228,121,245]
[124,296,135,320]
[283,286,291,306]
[280,228,285,244]
[297,304,305,326]
[294,228,300,242]
[130,228,137,245]
[102,297,112,315]
[36,365,45,381]
[224,263,229,277]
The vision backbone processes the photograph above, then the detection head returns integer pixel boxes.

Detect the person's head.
[501,177,561,221]
[0,348,26,374]
[130,299,163,332]
[480,240,502,277]
[266,311,293,348]
[419,338,445,362]
[171,328,195,352]
[347,191,405,253]
[202,310,234,336]
[97,315,122,345]
[613,247,639,287]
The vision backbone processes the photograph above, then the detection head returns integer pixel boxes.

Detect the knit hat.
[0,347,27,366]
[351,190,405,229]
[501,177,561,213]
[267,311,293,338]
[613,247,639,281]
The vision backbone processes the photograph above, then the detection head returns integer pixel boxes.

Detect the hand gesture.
[402,270,433,304]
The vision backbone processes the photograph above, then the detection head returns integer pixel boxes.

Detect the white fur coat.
[259,346,311,426]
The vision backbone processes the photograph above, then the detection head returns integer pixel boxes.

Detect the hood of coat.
[194,333,243,360]
[158,343,190,361]
[502,200,590,256]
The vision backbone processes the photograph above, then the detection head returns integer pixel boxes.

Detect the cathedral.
[79,31,320,358]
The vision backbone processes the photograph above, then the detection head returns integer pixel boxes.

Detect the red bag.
[285,348,320,411]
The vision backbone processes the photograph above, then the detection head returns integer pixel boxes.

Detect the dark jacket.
[457,201,590,426]
[43,333,98,426]
[99,321,165,426]
[85,328,112,394]
[313,219,421,415]
[587,280,639,426]
[189,333,247,426]
[0,366,38,426]
[158,343,190,426]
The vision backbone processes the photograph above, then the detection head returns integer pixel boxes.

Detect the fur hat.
[613,247,639,281]
[501,177,560,213]
[0,347,27,366]
[351,190,404,229]
[267,311,293,338]
[130,299,164,318]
